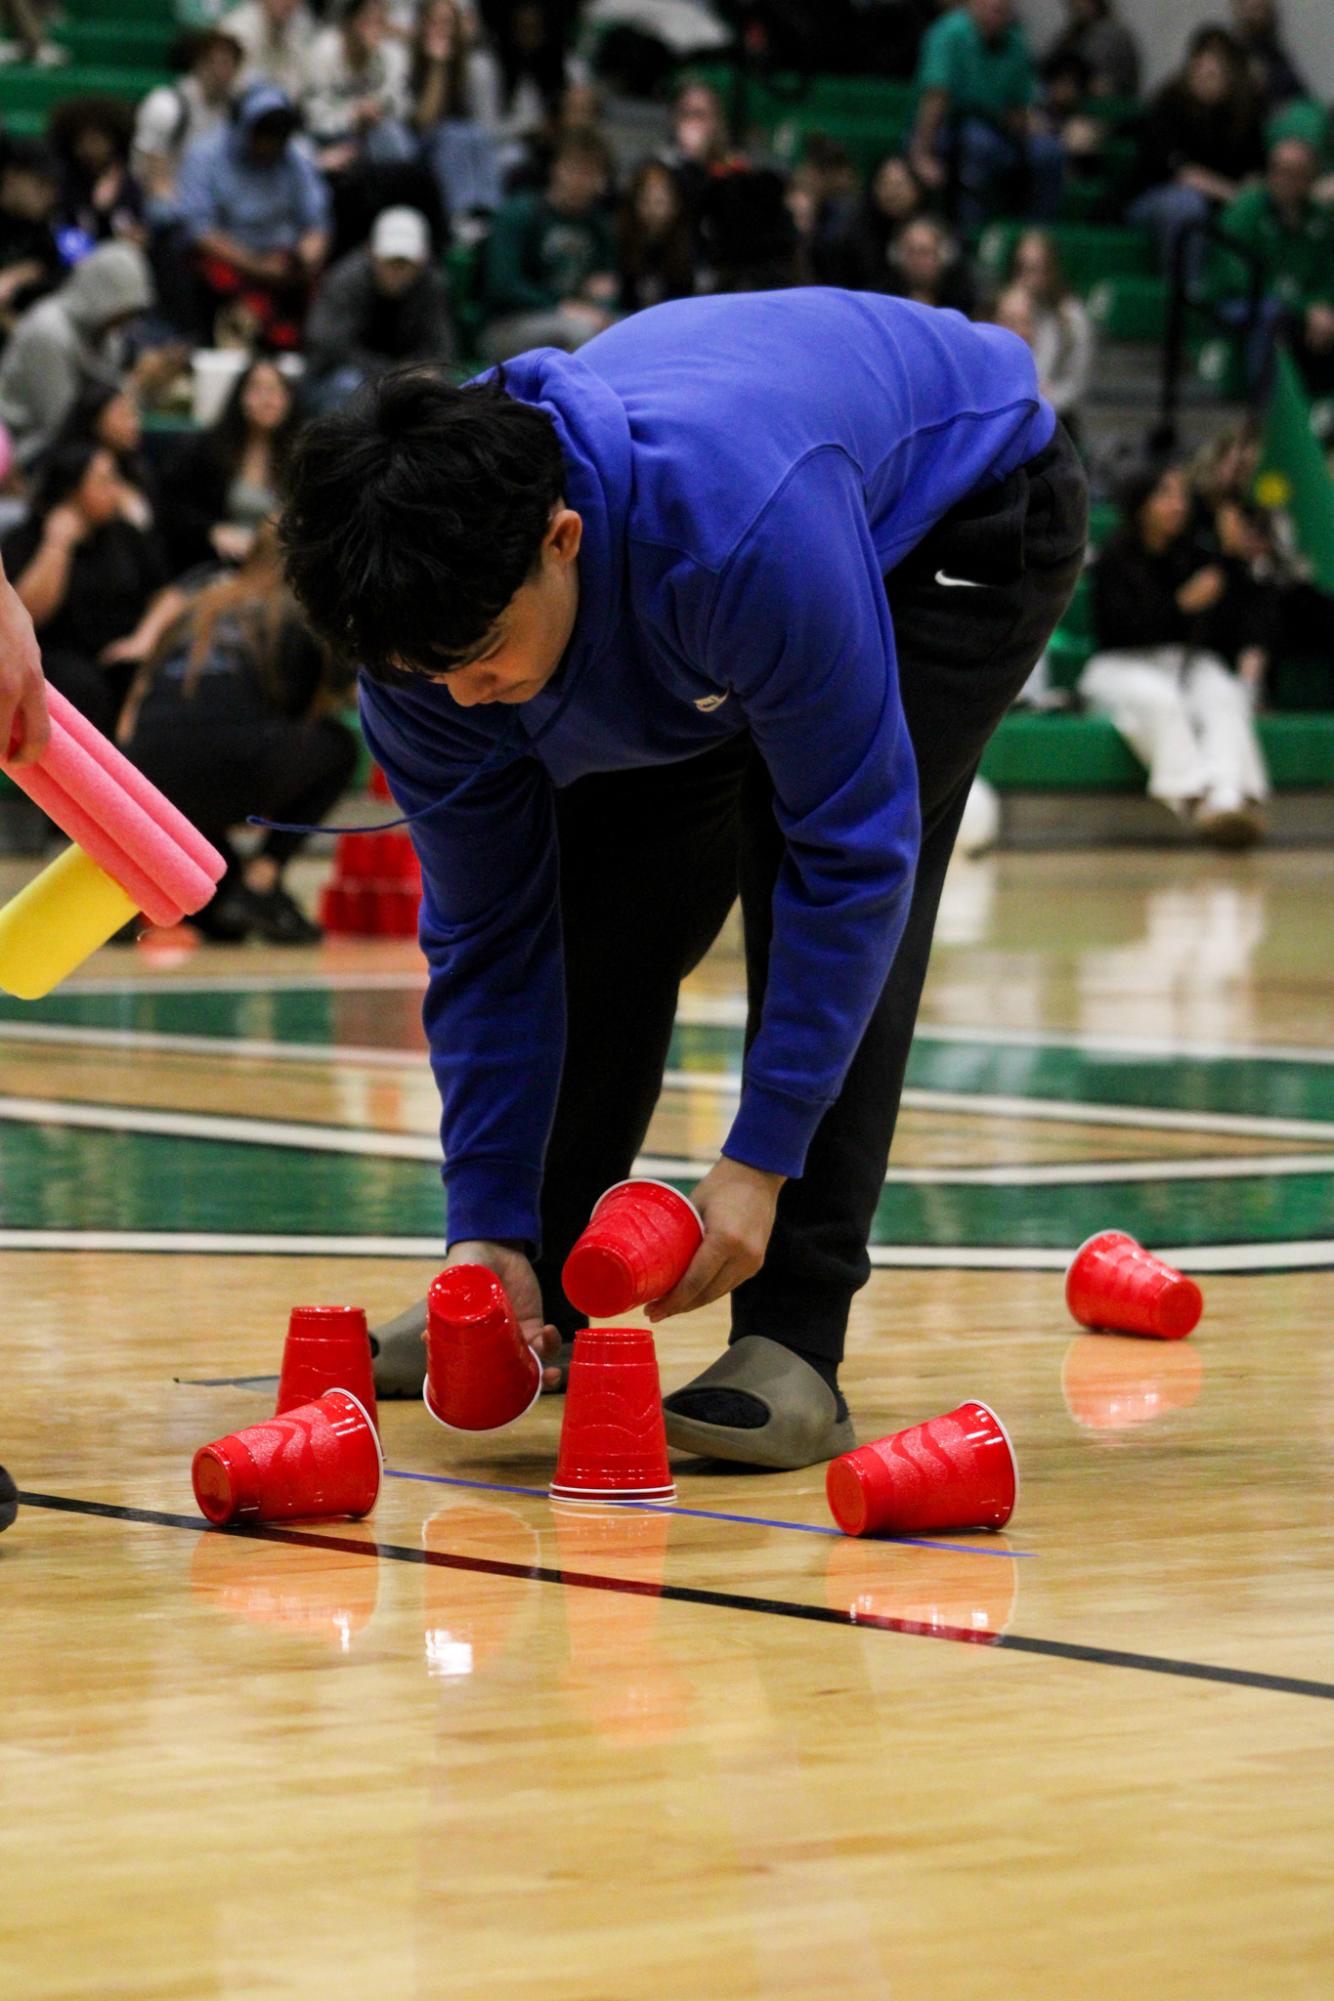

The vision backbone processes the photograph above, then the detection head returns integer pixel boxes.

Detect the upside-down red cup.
[826,1401,1017,1539]
[423,1264,542,1432]
[550,1327,676,1502]
[561,1179,703,1318]
[275,1304,378,1431]
[1066,1230,1203,1340]
[192,1388,382,1526]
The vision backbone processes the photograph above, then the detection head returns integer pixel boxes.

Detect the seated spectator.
[121,530,356,944]
[697,165,800,293]
[1230,0,1307,111]
[0,241,168,466]
[1042,0,1141,100]
[885,216,976,315]
[663,80,742,229]
[1129,27,1265,285]
[51,380,157,530]
[410,0,505,230]
[47,94,146,252]
[301,0,414,174]
[1007,227,1095,437]
[222,0,316,104]
[133,30,245,215]
[158,354,298,573]
[1079,464,1268,845]
[1210,137,1334,397]
[786,135,860,286]
[909,0,1064,228]
[479,129,617,361]
[819,153,926,292]
[306,205,455,405]
[617,159,695,313]
[1,438,168,735]
[487,0,580,149]
[0,140,62,333]
[175,83,331,346]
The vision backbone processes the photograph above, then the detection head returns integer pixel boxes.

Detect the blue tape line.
[383,1466,1036,1558]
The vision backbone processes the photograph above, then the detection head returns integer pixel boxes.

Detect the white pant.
[1079,646,1269,809]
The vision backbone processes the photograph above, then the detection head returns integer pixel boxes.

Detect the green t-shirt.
[483,193,617,317]
[1209,185,1334,310]
[914,7,1037,122]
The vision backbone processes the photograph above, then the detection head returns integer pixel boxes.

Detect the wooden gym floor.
[0,847,1331,2001]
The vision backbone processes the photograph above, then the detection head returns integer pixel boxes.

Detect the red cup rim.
[592,1178,704,1236]
[549,1481,677,1504]
[963,1397,1019,1520]
[421,1353,543,1434]
[1067,1229,1139,1275]
[325,1386,384,1510]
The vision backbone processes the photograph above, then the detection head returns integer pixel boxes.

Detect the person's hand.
[43,503,88,551]
[99,633,148,667]
[444,1240,563,1387]
[646,1157,786,1322]
[1177,564,1226,615]
[1304,301,1334,350]
[0,570,49,764]
[560,298,612,332]
[210,521,254,563]
[130,342,189,396]
[1238,646,1268,694]
[93,163,126,211]
[910,144,946,189]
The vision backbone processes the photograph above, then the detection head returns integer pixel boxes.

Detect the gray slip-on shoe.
[662,1335,855,1471]
[371,1298,575,1399]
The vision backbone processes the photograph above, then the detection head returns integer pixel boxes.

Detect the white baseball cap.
[370,206,429,263]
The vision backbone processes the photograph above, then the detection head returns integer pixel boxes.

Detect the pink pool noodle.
[43,685,223,882]
[34,726,217,917]
[3,698,224,925]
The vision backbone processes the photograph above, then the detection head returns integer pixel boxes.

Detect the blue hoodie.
[361,288,1055,1247]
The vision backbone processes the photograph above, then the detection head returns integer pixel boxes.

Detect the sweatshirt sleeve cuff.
[443,1158,544,1254]
[723,1081,829,1181]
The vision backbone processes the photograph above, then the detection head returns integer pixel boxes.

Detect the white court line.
[4,1021,1333,1147]
[30,973,1334,1064]
[0,1230,1329,1271]
[2,1096,1333,1187]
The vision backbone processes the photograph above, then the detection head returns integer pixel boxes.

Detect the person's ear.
[545,506,583,566]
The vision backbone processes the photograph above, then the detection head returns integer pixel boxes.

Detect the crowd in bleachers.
[1,0,1331,919]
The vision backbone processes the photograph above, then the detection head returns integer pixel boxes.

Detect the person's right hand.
[43,503,88,550]
[444,1240,563,1388]
[910,145,946,189]
[0,569,49,764]
[1177,564,1226,615]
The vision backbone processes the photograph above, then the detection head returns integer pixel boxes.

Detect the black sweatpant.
[533,425,1088,1364]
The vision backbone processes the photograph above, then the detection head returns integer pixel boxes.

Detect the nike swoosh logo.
[694,692,730,712]
[935,570,986,588]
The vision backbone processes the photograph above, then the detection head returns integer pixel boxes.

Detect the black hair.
[46,93,135,166]
[0,137,58,183]
[279,367,567,680]
[208,354,301,478]
[28,438,105,522]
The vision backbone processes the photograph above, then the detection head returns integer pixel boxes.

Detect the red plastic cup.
[550,1327,676,1502]
[192,1388,382,1526]
[826,1401,1018,1539]
[275,1304,378,1431]
[1066,1230,1203,1340]
[423,1265,542,1432]
[561,1180,703,1319]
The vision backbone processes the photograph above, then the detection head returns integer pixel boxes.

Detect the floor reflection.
[189,1532,380,1648]
[1061,1333,1205,1432]
[823,1535,1019,1640]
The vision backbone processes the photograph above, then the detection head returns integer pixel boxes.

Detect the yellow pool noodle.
[0,845,139,999]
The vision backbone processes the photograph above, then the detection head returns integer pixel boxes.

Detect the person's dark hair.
[168,26,244,73]
[46,94,136,167]
[1114,461,1179,530]
[208,356,301,479]
[279,367,567,680]
[28,438,104,523]
[54,380,121,445]
[0,137,58,186]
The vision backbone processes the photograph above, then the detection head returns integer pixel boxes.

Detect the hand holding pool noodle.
[0,684,226,997]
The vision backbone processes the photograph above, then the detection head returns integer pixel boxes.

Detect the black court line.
[17,1490,1334,1704]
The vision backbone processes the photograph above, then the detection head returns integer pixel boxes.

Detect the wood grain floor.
[1,848,1331,2001]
